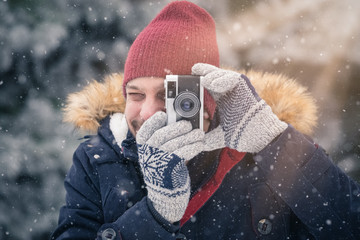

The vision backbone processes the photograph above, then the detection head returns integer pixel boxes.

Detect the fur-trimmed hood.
[63,70,317,136]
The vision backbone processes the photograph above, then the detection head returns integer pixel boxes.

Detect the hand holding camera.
[136,111,205,223]
[192,63,288,153]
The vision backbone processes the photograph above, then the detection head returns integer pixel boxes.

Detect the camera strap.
[180,148,246,226]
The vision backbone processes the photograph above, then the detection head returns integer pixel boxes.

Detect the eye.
[127,92,145,101]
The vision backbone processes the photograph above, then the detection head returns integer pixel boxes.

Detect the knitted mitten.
[136,112,204,223]
[192,63,288,153]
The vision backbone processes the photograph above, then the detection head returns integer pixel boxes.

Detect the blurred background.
[0,0,359,239]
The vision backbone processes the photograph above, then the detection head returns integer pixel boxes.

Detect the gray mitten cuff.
[148,177,191,223]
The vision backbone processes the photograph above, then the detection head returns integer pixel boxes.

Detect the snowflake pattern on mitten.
[138,143,190,222]
[138,144,188,192]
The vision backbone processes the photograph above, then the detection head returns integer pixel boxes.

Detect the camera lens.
[174,91,200,118]
[180,99,194,112]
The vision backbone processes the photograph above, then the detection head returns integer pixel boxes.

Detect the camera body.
[165,75,204,130]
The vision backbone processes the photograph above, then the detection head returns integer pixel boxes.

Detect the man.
[51,1,360,239]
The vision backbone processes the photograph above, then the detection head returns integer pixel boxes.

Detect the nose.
[139,97,165,121]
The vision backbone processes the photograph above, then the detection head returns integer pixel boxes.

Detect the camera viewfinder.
[167,82,177,98]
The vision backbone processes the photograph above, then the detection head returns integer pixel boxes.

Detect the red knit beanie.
[123,1,219,119]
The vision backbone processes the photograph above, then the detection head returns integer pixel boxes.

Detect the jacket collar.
[121,131,139,162]
[106,112,139,162]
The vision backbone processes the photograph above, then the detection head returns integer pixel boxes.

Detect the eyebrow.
[126,82,165,92]
[126,84,140,90]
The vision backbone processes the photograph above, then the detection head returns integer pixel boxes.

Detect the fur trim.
[245,70,317,136]
[63,73,125,132]
[63,70,317,135]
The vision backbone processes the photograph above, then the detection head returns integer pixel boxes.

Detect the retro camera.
[165,75,204,130]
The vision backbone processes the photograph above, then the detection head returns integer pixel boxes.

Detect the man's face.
[124,77,211,137]
[125,77,165,137]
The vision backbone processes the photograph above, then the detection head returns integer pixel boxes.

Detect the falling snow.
[0,0,359,239]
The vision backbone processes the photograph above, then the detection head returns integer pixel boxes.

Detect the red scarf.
[180,148,246,225]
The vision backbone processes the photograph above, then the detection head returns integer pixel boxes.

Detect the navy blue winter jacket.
[51,115,360,240]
